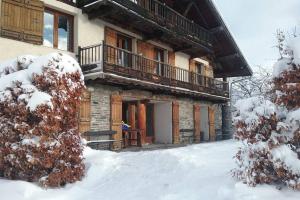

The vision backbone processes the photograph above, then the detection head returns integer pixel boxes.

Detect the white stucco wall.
[154,103,173,144]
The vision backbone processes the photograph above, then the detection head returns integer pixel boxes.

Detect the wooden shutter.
[194,104,201,143]
[1,0,24,40]
[168,51,175,66]
[105,27,117,46]
[79,90,91,134]
[23,0,44,44]
[0,0,44,44]
[208,106,216,141]
[168,51,177,80]
[79,90,91,133]
[189,59,196,72]
[111,95,122,149]
[172,101,180,144]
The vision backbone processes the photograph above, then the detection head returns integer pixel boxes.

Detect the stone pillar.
[222,76,232,139]
[222,102,232,139]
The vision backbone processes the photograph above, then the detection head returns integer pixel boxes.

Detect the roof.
[172,0,253,78]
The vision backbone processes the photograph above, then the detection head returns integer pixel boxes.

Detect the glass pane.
[43,12,54,48]
[58,15,70,51]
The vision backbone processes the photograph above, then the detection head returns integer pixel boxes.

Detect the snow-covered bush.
[233,36,300,189]
[0,53,85,187]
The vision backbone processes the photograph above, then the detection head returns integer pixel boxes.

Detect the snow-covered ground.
[0,140,299,200]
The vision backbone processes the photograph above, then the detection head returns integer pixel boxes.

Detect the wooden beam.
[210,26,224,34]
[142,30,164,41]
[218,53,240,61]
[174,45,193,52]
[183,1,194,17]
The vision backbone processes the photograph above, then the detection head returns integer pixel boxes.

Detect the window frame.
[44,8,74,52]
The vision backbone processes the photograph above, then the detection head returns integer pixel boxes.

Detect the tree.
[0,53,85,187]
[232,35,300,190]
[231,66,273,103]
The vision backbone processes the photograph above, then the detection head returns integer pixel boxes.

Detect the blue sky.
[212,0,300,71]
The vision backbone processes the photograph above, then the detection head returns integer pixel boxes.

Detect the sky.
[212,0,300,71]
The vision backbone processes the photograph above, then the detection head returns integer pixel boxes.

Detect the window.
[43,9,74,51]
[154,48,165,76]
[117,34,132,67]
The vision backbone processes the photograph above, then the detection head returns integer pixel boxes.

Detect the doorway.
[122,101,155,146]
[146,103,155,144]
[200,106,210,141]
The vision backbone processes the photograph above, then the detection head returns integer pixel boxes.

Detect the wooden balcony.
[81,0,213,56]
[78,43,229,100]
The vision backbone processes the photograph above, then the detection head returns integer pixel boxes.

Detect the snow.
[273,37,300,78]
[271,145,300,174]
[0,53,83,111]
[26,91,53,111]
[0,140,299,200]
[234,96,277,126]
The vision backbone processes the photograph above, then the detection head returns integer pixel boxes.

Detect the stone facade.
[88,84,120,132]
[86,83,224,146]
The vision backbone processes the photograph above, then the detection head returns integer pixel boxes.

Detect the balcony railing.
[82,0,212,47]
[78,43,229,98]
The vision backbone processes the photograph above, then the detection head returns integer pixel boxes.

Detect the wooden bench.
[179,129,195,144]
[83,130,117,150]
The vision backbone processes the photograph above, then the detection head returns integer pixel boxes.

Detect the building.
[0,0,252,150]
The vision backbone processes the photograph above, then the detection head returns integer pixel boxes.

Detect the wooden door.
[208,106,216,141]
[111,95,123,149]
[194,104,201,143]
[172,102,180,144]
[79,90,91,134]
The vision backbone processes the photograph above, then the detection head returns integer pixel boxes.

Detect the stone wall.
[87,84,120,132]
[178,99,194,130]
[86,83,224,144]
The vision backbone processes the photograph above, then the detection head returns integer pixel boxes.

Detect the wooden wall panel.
[79,90,91,135]
[111,94,122,150]
[194,104,201,143]
[172,101,180,144]
[208,106,216,141]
